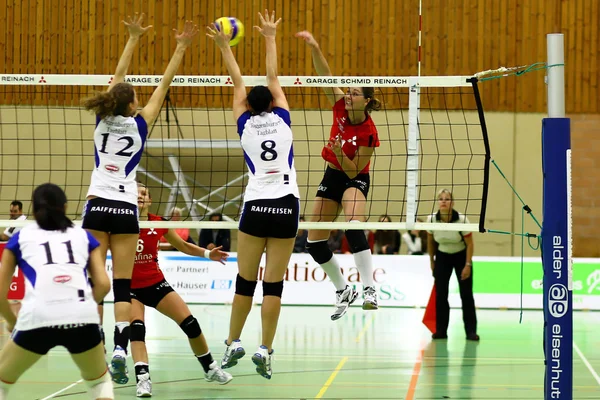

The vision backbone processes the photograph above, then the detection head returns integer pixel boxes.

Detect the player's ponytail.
[82,82,135,120]
[362,87,382,113]
[32,183,73,232]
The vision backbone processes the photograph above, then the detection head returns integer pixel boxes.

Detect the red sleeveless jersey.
[321,98,380,174]
[131,214,169,289]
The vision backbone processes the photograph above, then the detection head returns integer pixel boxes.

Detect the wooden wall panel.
[0,0,597,113]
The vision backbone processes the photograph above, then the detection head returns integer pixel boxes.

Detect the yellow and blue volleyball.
[215,17,245,47]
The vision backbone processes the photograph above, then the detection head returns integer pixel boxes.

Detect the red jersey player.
[296,30,381,321]
[130,183,231,397]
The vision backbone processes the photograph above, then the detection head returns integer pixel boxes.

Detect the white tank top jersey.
[237,108,300,202]
[86,114,148,205]
[5,224,101,331]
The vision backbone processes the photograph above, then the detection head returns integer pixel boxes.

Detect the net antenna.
[541,33,573,400]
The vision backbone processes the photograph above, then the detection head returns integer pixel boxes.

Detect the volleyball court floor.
[2,305,598,399]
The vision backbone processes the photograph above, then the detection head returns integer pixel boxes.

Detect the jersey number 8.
[260,140,278,161]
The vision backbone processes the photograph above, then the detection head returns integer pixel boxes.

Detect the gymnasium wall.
[0,0,597,256]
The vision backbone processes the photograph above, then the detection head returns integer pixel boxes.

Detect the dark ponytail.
[82,82,135,120]
[362,87,382,113]
[32,183,73,232]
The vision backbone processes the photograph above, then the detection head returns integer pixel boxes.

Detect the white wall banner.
[104,253,600,310]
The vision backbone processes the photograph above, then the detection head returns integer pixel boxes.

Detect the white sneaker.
[109,346,129,384]
[221,339,246,369]
[204,361,233,384]
[331,285,359,321]
[362,286,378,310]
[251,345,273,379]
[136,373,152,397]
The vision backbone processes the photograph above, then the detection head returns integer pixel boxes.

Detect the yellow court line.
[355,313,376,342]
[314,356,349,399]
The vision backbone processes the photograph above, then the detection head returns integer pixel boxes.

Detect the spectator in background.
[402,219,428,255]
[0,201,27,242]
[373,215,400,254]
[198,213,231,252]
[159,206,196,250]
[293,216,308,253]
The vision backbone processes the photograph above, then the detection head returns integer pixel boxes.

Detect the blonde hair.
[436,188,453,201]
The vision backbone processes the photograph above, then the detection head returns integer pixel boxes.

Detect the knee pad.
[179,315,202,339]
[130,320,146,343]
[86,370,114,400]
[235,274,258,297]
[306,239,333,264]
[345,222,370,253]
[263,280,284,298]
[113,279,131,303]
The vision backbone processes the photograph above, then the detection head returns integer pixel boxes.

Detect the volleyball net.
[0,74,490,232]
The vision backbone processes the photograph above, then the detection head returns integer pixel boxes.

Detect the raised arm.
[207,22,247,120]
[139,21,198,126]
[255,10,288,111]
[109,13,153,92]
[295,31,344,106]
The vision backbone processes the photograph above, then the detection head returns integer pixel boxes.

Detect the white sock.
[320,255,348,291]
[353,249,374,287]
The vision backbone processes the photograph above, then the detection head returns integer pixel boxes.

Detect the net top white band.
[0,74,474,88]
[0,219,481,232]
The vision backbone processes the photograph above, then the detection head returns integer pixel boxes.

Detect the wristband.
[466,261,472,266]
[204,249,211,259]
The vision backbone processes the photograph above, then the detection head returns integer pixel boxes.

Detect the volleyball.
[215,17,245,47]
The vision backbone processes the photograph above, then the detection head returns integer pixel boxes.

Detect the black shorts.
[82,197,139,234]
[239,194,300,239]
[131,279,175,308]
[12,324,102,355]
[316,167,370,204]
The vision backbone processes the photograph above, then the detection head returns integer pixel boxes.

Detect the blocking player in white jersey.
[207,10,299,379]
[0,183,112,400]
[81,13,198,385]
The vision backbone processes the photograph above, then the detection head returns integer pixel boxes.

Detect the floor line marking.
[574,342,600,386]
[405,341,427,400]
[39,379,83,400]
[355,313,376,342]
[314,356,348,399]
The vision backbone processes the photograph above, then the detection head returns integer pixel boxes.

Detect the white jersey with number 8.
[5,224,101,331]
[237,108,300,202]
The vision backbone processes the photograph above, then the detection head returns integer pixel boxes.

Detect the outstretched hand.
[254,9,281,38]
[123,12,153,38]
[206,21,231,48]
[174,21,199,48]
[209,246,229,265]
[295,30,319,48]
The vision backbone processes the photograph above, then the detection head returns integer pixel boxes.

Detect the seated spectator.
[159,206,196,250]
[402,218,428,255]
[373,215,401,254]
[0,201,27,242]
[294,216,308,253]
[198,213,231,252]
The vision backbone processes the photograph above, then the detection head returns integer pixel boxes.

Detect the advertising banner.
[0,242,26,300]
[104,252,600,310]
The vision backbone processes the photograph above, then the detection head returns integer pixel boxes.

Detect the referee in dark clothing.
[427,189,479,341]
